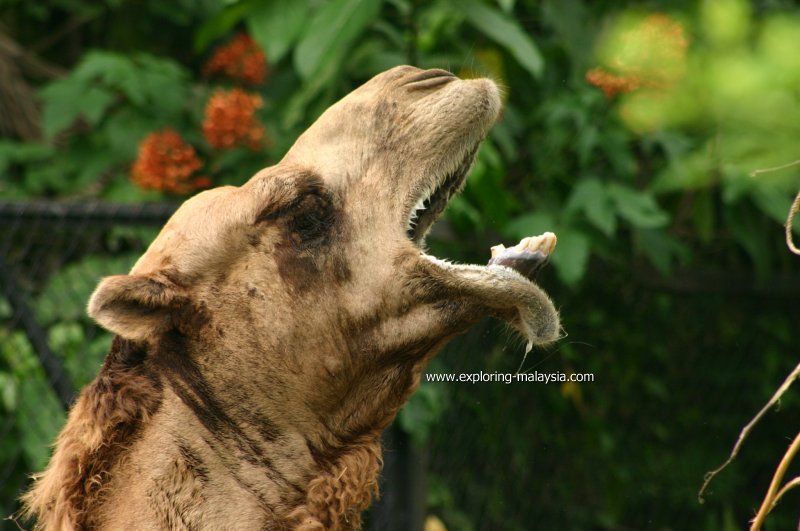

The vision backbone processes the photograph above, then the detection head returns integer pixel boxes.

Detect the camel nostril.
[402,69,457,90]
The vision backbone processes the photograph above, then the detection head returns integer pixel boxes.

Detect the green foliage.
[295,0,383,80]
[40,51,191,138]
[1,0,799,529]
[246,0,307,63]
[397,360,450,447]
[1,50,192,198]
[0,330,64,471]
[456,0,543,79]
[36,253,142,325]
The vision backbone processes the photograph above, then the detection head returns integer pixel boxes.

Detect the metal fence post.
[369,424,426,531]
[0,254,75,410]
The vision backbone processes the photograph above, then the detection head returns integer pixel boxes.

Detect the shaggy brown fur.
[22,66,560,530]
[22,338,161,529]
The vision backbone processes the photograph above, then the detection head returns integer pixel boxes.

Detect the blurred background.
[1,0,799,529]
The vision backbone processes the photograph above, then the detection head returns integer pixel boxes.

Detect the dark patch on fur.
[265,174,355,292]
[233,403,283,444]
[155,335,277,443]
[176,439,209,485]
[254,171,328,224]
[171,300,211,336]
[332,252,352,284]
[286,192,337,251]
[257,171,349,293]
[153,333,306,502]
[274,250,319,294]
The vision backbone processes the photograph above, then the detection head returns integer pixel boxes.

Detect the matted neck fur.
[22,66,559,530]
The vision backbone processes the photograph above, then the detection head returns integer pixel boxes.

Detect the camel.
[22,65,560,530]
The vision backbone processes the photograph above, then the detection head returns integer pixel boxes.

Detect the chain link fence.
[0,201,176,523]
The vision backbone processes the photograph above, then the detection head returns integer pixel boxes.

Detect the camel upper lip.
[403,69,457,91]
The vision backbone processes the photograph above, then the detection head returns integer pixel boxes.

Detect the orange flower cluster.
[587,13,688,98]
[203,33,268,86]
[586,68,643,98]
[131,129,210,194]
[202,88,266,151]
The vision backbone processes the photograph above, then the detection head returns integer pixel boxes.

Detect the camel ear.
[88,275,179,341]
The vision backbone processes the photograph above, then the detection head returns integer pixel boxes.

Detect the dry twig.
[698,362,800,503]
[786,191,800,256]
[750,432,800,530]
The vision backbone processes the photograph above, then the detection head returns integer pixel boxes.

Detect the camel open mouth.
[405,144,479,246]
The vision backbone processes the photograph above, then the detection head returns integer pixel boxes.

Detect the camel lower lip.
[488,250,550,280]
[487,233,558,280]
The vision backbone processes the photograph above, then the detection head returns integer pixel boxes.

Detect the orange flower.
[131,129,209,194]
[203,33,268,86]
[587,13,688,98]
[586,68,643,98]
[202,88,266,151]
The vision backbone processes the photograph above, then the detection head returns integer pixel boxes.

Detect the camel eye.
[288,192,335,249]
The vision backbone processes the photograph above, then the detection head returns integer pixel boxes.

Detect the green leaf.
[550,227,590,285]
[39,51,188,139]
[3,335,64,469]
[457,0,543,79]
[81,87,115,125]
[636,228,689,276]
[18,373,64,469]
[464,141,515,226]
[496,0,515,13]
[565,178,617,237]
[541,0,592,72]
[104,109,158,160]
[397,382,447,446]
[0,141,53,174]
[0,372,17,412]
[40,81,114,136]
[247,0,307,63]
[751,184,793,225]
[194,1,251,52]
[74,52,144,104]
[607,184,670,229]
[443,195,482,233]
[346,39,405,78]
[598,128,638,179]
[653,149,715,192]
[40,78,87,137]
[132,53,190,116]
[283,51,344,128]
[294,0,382,80]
